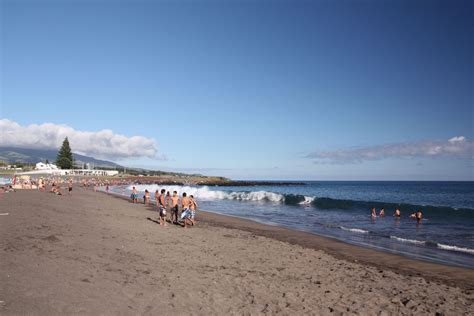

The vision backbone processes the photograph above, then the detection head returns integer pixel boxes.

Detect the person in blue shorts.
[189,195,197,226]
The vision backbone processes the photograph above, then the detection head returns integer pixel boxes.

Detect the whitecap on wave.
[390,236,426,245]
[437,243,474,254]
[339,226,369,234]
[128,185,285,202]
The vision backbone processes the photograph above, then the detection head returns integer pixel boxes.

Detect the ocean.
[108,181,474,269]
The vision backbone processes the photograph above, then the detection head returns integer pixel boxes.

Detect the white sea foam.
[437,243,474,254]
[127,185,285,202]
[299,196,315,205]
[339,226,369,234]
[390,236,426,245]
[0,177,12,185]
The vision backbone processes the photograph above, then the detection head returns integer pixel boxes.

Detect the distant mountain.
[0,147,122,169]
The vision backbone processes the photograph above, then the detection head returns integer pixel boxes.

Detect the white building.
[19,162,119,176]
[0,165,22,171]
[36,162,59,170]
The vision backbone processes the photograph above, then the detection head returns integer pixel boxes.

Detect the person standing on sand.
[158,189,167,226]
[154,190,159,205]
[189,195,197,226]
[181,192,189,212]
[68,179,73,196]
[144,189,150,205]
[132,187,138,203]
[181,192,190,226]
[166,191,172,222]
[181,195,197,228]
[171,191,179,223]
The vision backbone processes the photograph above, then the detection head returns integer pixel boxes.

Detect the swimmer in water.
[371,207,377,218]
[393,209,401,218]
[416,209,423,223]
[379,208,385,217]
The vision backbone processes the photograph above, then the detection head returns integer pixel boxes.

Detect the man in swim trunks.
[170,191,179,223]
[165,191,172,222]
[181,192,191,228]
[182,192,189,211]
[132,187,138,203]
[189,195,197,226]
[158,189,167,226]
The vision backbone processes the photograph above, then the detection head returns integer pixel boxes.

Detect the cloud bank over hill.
[0,119,160,160]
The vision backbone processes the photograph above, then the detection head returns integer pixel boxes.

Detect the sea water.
[109,181,474,268]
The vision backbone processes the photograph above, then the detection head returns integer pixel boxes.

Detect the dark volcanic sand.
[1,189,473,315]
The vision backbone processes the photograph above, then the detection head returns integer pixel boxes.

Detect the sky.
[1,0,473,180]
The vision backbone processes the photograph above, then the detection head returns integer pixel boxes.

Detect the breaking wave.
[390,236,426,245]
[388,236,474,255]
[128,185,286,202]
[127,184,473,217]
[437,243,474,255]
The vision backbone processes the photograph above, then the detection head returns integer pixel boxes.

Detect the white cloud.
[0,119,161,160]
[306,136,474,164]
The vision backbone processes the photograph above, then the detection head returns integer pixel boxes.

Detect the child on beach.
[51,184,62,195]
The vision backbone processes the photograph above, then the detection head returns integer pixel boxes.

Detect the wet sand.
[1,188,473,315]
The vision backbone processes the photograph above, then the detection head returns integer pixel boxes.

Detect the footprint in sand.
[42,235,61,242]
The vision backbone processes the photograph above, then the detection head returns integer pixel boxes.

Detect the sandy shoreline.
[1,188,473,314]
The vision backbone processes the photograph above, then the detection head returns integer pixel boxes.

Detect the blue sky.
[1,0,473,180]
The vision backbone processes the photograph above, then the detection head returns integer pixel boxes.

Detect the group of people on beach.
[371,207,423,223]
[131,186,198,228]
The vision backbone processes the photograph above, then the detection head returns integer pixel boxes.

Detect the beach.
[1,188,473,315]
